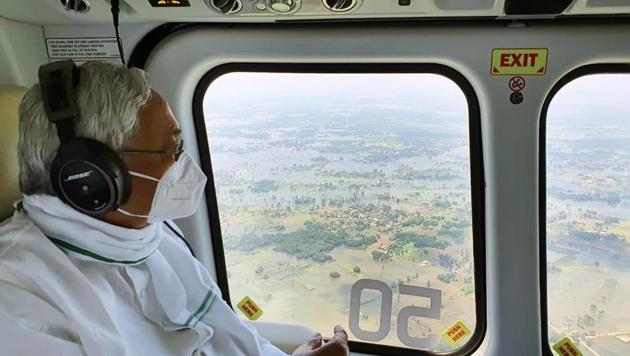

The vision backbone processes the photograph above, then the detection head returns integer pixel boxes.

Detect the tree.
[353,266,361,273]
[437,273,456,284]
[329,271,341,278]
[438,254,455,270]
[390,281,399,293]
[371,250,390,262]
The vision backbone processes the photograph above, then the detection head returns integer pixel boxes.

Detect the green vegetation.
[440,220,469,239]
[329,271,341,278]
[438,272,457,283]
[226,222,379,262]
[353,266,361,273]
[271,221,349,261]
[402,215,424,227]
[313,254,333,263]
[390,281,399,293]
[223,233,274,252]
[345,234,377,248]
[438,254,455,269]
[250,180,278,193]
[371,250,391,262]
[390,232,449,253]
[393,165,461,181]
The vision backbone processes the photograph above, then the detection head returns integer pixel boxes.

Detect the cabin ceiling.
[1,0,629,25]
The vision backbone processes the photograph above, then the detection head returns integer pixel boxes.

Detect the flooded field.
[205,73,478,352]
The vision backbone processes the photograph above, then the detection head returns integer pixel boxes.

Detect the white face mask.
[118,151,207,223]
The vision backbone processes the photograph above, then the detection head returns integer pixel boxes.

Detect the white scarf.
[21,194,222,353]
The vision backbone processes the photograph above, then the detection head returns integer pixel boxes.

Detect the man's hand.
[291,325,349,356]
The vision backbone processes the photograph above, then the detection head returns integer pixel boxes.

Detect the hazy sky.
[204,72,630,119]
[204,72,467,113]
[549,74,630,118]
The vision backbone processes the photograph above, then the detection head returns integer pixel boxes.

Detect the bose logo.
[64,171,94,182]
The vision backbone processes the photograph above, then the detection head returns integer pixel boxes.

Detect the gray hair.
[18,61,151,195]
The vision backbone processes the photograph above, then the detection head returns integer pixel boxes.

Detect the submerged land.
[205,95,476,352]
[546,109,630,355]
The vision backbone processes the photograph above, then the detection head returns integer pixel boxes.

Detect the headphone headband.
[38,60,81,142]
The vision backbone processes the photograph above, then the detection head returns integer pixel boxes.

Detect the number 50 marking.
[349,279,442,348]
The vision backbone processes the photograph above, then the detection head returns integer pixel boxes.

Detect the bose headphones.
[38,60,132,216]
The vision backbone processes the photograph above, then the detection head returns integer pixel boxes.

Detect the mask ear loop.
[129,171,160,182]
[117,208,149,218]
[116,171,160,217]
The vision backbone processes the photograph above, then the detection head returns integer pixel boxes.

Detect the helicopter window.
[543,73,630,355]
[194,64,485,354]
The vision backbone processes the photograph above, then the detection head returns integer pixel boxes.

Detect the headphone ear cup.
[50,138,131,216]
[90,139,132,205]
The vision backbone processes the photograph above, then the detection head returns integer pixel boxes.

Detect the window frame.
[539,63,630,356]
[192,63,486,356]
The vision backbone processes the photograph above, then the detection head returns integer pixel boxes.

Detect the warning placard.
[491,48,548,75]
[552,337,583,356]
[237,296,263,320]
[441,320,472,345]
[46,38,120,60]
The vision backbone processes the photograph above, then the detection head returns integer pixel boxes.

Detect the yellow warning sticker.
[552,337,583,356]
[237,296,263,320]
[441,320,472,345]
[491,48,548,75]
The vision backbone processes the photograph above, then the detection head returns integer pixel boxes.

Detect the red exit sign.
[491,48,548,75]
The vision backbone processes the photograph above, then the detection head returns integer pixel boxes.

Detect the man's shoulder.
[0,213,68,290]
[0,216,70,326]
[0,213,42,258]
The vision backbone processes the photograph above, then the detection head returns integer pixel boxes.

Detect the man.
[0,61,349,356]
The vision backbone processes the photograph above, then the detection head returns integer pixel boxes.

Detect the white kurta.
[0,204,287,356]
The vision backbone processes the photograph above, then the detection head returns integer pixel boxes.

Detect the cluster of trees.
[402,215,425,227]
[437,272,457,283]
[390,232,449,254]
[250,180,279,193]
[225,219,380,263]
[572,230,622,242]
[438,254,455,270]
[400,215,447,230]
[553,189,622,206]
[345,234,377,248]
[392,165,461,181]
[294,196,316,205]
[223,233,274,252]
[327,267,360,279]
[319,169,385,179]
[414,169,460,181]
[440,220,469,240]
[371,250,391,262]
[271,221,347,262]
[432,199,451,209]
